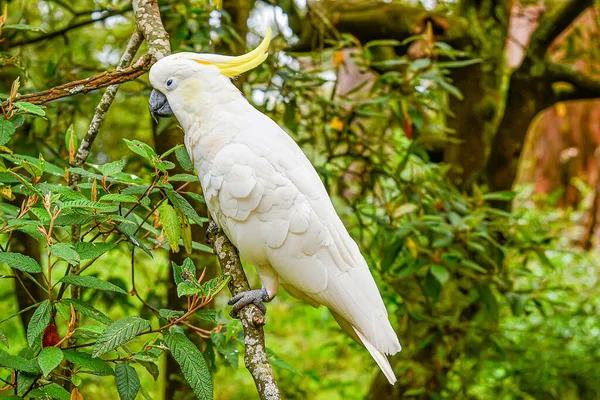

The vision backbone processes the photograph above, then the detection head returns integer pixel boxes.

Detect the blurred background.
[1,0,600,399]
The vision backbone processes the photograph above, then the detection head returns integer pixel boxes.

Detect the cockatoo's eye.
[165,77,178,90]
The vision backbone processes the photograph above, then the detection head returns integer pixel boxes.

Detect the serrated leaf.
[61,199,116,211]
[72,242,116,260]
[177,282,201,298]
[100,160,125,176]
[172,258,196,285]
[0,119,16,146]
[211,331,238,369]
[159,203,180,252]
[175,147,193,171]
[38,346,63,377]
[14,102,46,116]
[166,189,204,226]
[195,309,218,324]
[168,173,199,182]
[27,300,51,346]
[61,299,113,325]
[163,331,213,400]
[159,309,185,319]
[135,359,160,381]
[202,275,231,296]
[0,252,42,273]
[430,264,449,285]
[50,243,80,265]
[123,139,157,161]
[60,275,127,295]
[0,348,39,373]
[184,192,205,204]
[31,383,71,400]
[63,350,114,376]
[92,317,151,358]
[100,194,138,203]
[115,362,140,400]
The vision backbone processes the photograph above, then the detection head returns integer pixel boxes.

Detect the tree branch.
[8,6,133,48]
[13,55,152,105]
[132,0,171,58]
[547,62,600,103]
[526,0,593,59]
[209,222,281,400]
[293,0,468,51]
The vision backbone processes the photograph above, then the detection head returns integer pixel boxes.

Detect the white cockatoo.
[148,27,402,384]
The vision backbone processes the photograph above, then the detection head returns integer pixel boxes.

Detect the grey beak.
[149,89,174,122]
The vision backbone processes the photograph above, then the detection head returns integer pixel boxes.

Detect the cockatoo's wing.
[201,122,401,368]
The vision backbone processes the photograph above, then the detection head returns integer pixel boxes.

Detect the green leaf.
[135,359,160,381]
[30,383,71,400]
[64,124,78,151]
[60,275,128,295]
[72,242,116,260]
[14,102,46,116]
[168,173,199,182]
[0,348,39,373]
[3,23,42,31]
[61,299,113,325]
[430,264,450,285]
[0,252,42,273]
[166,189,204,226]
[63,350,114,375]
[195,309,218,324]
[163,331,213,400]
[461,259,487,273]
[159,203,180,252]
[27,300,51,346]
[0,329,7,348]
[177,282,201,298]
[266,347,299,374]
[92,317,151,357]
[38,346,63,377]
[0,118,16,146]
[100,194,138,203]
[100,159,125,176]
[123,139,157,161]
[61,199,116,211]
[201,275,231,296]
[159,309,185,319]
[115,362,141,400]
[211,331,238,369]
[175,146,193,171]
[172,258,196,285]
[50,243,80,265]
[482,191,516,201]
[437,58,482,69]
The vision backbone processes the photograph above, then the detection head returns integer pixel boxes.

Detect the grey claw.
[228,288,270,318]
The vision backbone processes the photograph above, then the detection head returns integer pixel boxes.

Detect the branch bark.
[547,62,600,103]
[209,222,281,400]
[14,55,152,105]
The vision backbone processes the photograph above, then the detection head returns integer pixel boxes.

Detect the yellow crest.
[193,27,272,78]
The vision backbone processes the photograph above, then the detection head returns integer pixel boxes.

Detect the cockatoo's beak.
[149,89,173,122]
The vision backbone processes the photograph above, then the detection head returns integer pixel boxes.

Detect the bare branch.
[547,62,600,103]
[9,6,133,48]
[14,54,151,105]
[527,0,593,59]
[210,222,281,400]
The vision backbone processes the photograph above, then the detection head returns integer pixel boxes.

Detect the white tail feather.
[354,328,397,385]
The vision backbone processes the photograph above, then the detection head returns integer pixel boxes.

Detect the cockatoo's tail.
[148,26,402,385]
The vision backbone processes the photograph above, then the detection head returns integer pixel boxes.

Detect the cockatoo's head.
[148,27,271,122]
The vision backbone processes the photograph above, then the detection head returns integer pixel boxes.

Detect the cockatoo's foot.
[205,220,219,245]
[228,287,271,318]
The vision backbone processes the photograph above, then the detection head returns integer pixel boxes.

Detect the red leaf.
[42,323,60,348]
